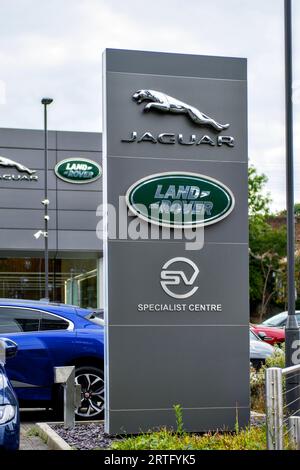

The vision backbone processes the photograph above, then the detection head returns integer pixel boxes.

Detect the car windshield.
[263,312,287,327]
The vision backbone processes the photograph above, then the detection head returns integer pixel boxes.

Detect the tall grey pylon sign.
[103,49,249,434]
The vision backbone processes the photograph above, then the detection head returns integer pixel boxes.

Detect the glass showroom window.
[0,258,98,308]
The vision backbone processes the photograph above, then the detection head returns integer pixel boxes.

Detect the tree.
[277,203,300,216]
[275,251,300,309]
[249,219,286,321]
[248,166,271,216]
[248,166,286,320]
[295,204,300,217]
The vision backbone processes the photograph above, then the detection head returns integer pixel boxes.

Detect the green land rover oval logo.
[126,172,235,229]
[54,158,102,184]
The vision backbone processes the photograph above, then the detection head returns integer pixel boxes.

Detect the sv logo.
[160,257,199,299]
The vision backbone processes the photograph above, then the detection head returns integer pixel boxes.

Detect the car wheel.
[75,366,104,420]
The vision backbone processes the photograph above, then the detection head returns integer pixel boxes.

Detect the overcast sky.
[0,0,299,211]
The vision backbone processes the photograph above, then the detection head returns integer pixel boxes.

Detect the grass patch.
[26,426,40,438]
[111,426,268,451]
[111,402,293,450]
[111,426,295,451]
[26,425,49,445]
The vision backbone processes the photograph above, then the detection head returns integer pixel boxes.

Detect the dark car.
[0,299,104,419]
[0,338,20,451]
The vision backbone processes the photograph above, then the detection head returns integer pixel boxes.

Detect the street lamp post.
[284,0,300,416]
[41,98,53,301]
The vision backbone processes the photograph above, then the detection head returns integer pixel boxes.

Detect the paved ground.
[20,424,49,451]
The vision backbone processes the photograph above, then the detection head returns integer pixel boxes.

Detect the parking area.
[19,409,58,451]
[20,423,49,451]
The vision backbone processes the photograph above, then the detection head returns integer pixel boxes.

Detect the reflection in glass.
[0,258,98,309]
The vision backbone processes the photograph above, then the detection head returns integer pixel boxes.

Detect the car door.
[35,311,77,373]
[0,306,58,402]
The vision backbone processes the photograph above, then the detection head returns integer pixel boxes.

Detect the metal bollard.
[54,366,81,430]
[289,417,300,450]
[265,368,284,450]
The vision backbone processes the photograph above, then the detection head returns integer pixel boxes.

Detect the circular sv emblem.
[54,158,102,184]
[160,257,199,299]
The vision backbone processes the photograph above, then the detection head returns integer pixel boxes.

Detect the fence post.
[265,367,284,450]
[289,416,300,450]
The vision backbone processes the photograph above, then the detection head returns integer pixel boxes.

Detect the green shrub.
[265,345,285,368]
[251,345,285,412]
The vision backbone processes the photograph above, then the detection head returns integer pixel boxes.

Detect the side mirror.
[257,331,267,341]
[0,338,18,361]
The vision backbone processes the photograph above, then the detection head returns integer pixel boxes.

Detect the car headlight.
[0,405,16,424]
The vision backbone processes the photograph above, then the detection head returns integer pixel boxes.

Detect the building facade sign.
[103,49,249,434]
[54,157,102,184]
[125,172,235,229]
[0,155,38,181]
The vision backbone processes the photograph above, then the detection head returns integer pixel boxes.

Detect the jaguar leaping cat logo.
[0,156,36,175]
[132,90,230,132]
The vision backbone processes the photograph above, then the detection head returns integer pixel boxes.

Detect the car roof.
[0,298,103,318]
[0,298,87,313]
[264,311,300,320]
[0,298,78,309]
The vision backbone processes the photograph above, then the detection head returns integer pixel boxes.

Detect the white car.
[250,330,275,370]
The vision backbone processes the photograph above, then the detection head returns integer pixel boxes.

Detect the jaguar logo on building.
[54,158,102,184]
[132,90,230,131]
[0,156,38,181]
[160,257,199,299]
[126,172,235,229]
[121,90,235,147]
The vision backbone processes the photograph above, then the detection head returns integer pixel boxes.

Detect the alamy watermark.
[292,340,300,365]
[96,197,205,251]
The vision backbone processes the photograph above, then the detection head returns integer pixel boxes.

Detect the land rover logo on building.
[0,156,38,181]
[54,158,102,184]
[126,172,235,229]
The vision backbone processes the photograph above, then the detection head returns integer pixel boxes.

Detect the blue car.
[0,299,104,420]
[0,338,20,451]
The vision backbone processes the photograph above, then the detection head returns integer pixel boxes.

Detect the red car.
[250,324,285,345]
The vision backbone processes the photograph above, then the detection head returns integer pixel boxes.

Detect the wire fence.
[266,365,300,450]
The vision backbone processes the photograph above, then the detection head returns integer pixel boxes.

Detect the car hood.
[250,339,275,359]
[255,325,284,335]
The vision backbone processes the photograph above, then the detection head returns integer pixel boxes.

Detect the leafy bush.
[265,345,285,369]
[251,346,285,412]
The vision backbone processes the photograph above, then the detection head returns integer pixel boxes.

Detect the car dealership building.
[0,49,250,435]
[0,127,103,309]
